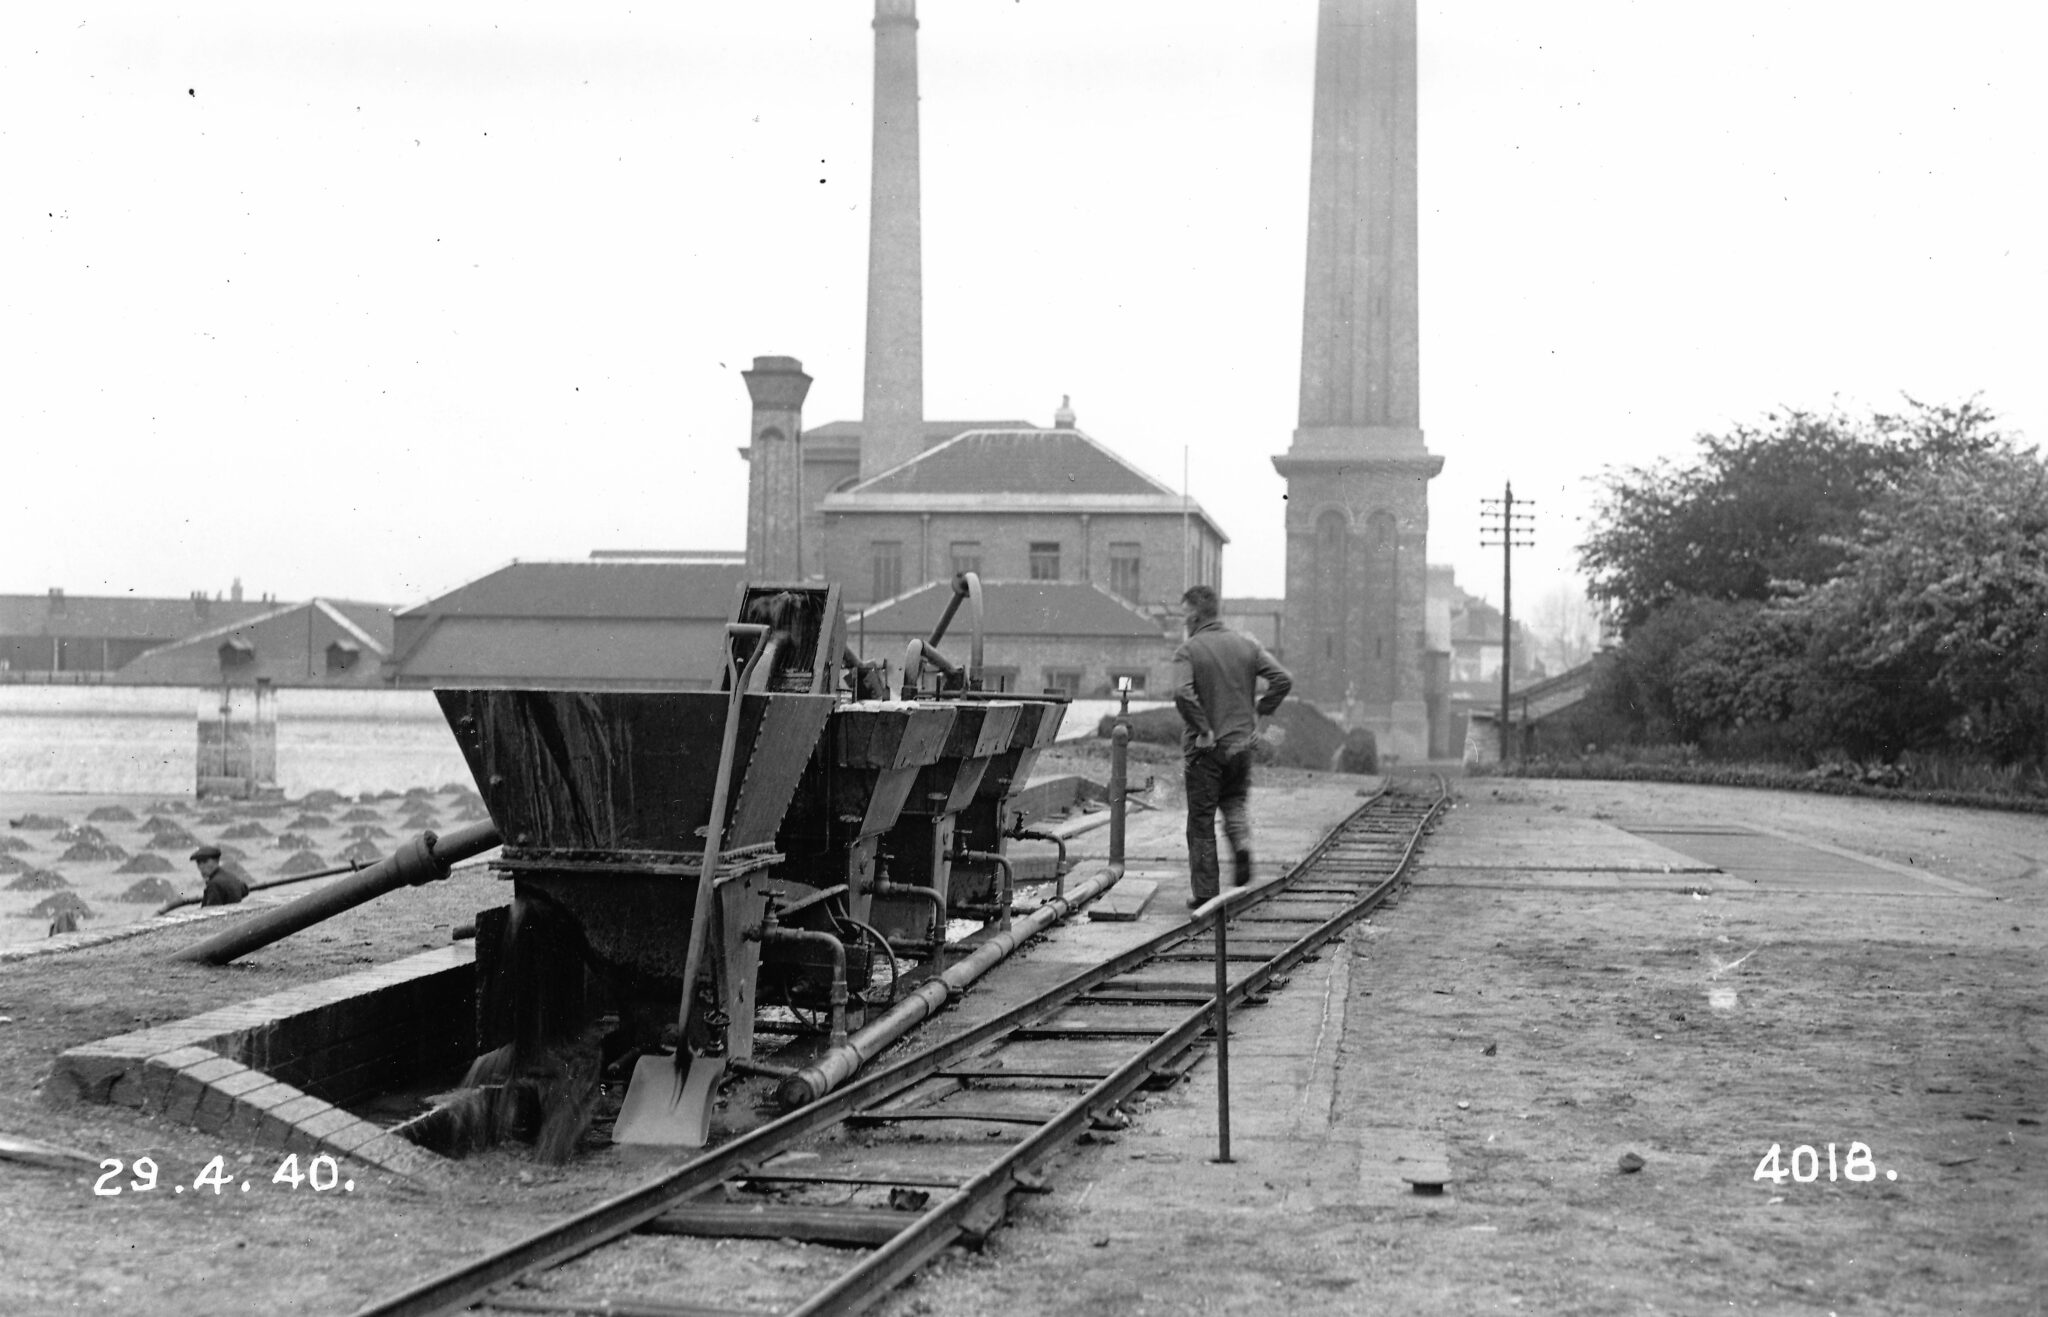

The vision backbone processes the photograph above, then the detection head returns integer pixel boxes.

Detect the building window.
[1108,542,1142,603]
[1197,532,1221,591]
[981,666,1018,694]
[871,541,903,600]
[950,541,982,578]
[1108,669,1148,694]
[1042,668,1083,697]
[1029,542,1061,580]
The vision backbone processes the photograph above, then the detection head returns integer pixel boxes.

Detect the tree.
[1580,398,2006,632]
[1800,448,2048,762]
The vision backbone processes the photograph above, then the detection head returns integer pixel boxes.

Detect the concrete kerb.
[44,945,469,1182]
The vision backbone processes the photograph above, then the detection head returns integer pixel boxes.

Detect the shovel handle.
[674,624,770,1053]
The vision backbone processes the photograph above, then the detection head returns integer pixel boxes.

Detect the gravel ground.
[0,769,2041,1315]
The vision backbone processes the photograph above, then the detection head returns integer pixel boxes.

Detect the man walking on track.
[1172,584,1293,908]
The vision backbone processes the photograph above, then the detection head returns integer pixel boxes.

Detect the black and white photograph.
[1,2,2042,1312]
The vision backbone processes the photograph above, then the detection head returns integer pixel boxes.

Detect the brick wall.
[825,510,1220,610]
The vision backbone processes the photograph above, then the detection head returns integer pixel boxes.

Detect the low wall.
[0,685,472,797]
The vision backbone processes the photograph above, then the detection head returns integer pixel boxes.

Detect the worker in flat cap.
[189,845,249,907]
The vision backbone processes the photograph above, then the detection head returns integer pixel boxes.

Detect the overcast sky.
[5,2,2042,617]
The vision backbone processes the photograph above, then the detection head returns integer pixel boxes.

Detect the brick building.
[813,416,1226,617]
[0,587,272,677]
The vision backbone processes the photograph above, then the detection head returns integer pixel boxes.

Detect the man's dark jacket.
[1172,619,1294,759]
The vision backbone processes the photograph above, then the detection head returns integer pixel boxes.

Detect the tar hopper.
[431,578,1066,1155]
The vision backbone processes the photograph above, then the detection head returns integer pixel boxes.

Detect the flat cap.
[189,845,222,862]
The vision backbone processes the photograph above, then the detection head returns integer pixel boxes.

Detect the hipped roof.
[853,580,1170,641]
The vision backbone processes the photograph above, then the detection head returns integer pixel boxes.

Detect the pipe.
[776,856,1124,1110]
[898,638,960,699]
[832,913,901,1006]
[767,883,849,923]
[959,850,1012,930]
[754,925,849,1049]
[170,820,501,965]
[923,571,983,685]
[925,572,970,648]
[1010,827,1069,898]
[154,856,370,916]
[869,879,947,958]
[776,731,1130,1110]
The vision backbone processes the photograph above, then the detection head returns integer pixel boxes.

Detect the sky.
[5,2,2043,618]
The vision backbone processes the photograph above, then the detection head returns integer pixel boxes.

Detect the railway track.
[359,776,1448,1317]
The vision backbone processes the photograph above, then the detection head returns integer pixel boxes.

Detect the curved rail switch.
[170,820,502,966]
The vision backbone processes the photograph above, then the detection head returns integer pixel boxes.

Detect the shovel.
[615,623,770,1147]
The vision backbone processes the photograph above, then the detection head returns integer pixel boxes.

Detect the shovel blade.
[614,1053,726,1148]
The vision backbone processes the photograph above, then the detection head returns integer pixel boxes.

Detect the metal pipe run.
[154,856,372,917]
[1010,827,1068,898]
[959,850,1012,930]
[767,883,850,923]
[775,858,1123,1110]
[755,926,849,1049]
[170,820,501,966]
[775,726,1130,1111]
[869,878,948,957]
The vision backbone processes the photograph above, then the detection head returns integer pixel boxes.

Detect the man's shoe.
[1232,850,1254,887]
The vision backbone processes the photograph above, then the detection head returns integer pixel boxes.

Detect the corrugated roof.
[398,560,748,621]
[0,593,273,641]
[847,429,1174,498]
[853,580,1170,640]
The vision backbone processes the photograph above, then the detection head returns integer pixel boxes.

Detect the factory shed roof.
[384,557,747,688]
[112,599,397,687]
[0,593,272,641]
[398,560,748,622]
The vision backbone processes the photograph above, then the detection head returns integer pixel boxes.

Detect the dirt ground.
[0,769,2041,1315]
[880,776,2048,1316]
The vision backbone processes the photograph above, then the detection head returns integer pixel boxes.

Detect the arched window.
[1312,510,1350,684]
[1363,510,1399,700]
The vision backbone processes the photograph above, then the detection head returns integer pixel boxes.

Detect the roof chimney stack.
[743,356,813,581]
[1053,395,1077,430]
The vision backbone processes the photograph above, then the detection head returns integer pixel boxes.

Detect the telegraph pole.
[1479,484,1535,760]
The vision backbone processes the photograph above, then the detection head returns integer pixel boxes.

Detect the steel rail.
[791,775,1449,1316]
[358,778,1445,1317]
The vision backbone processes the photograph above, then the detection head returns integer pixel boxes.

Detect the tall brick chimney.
[859,0,924,481]
[743,356,813,581]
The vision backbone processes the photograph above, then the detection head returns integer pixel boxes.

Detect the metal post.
[1500,482,1513,756]
[1480,484,1535,764]
[1109,724,1128,866]
[1212,898,1233,1164]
